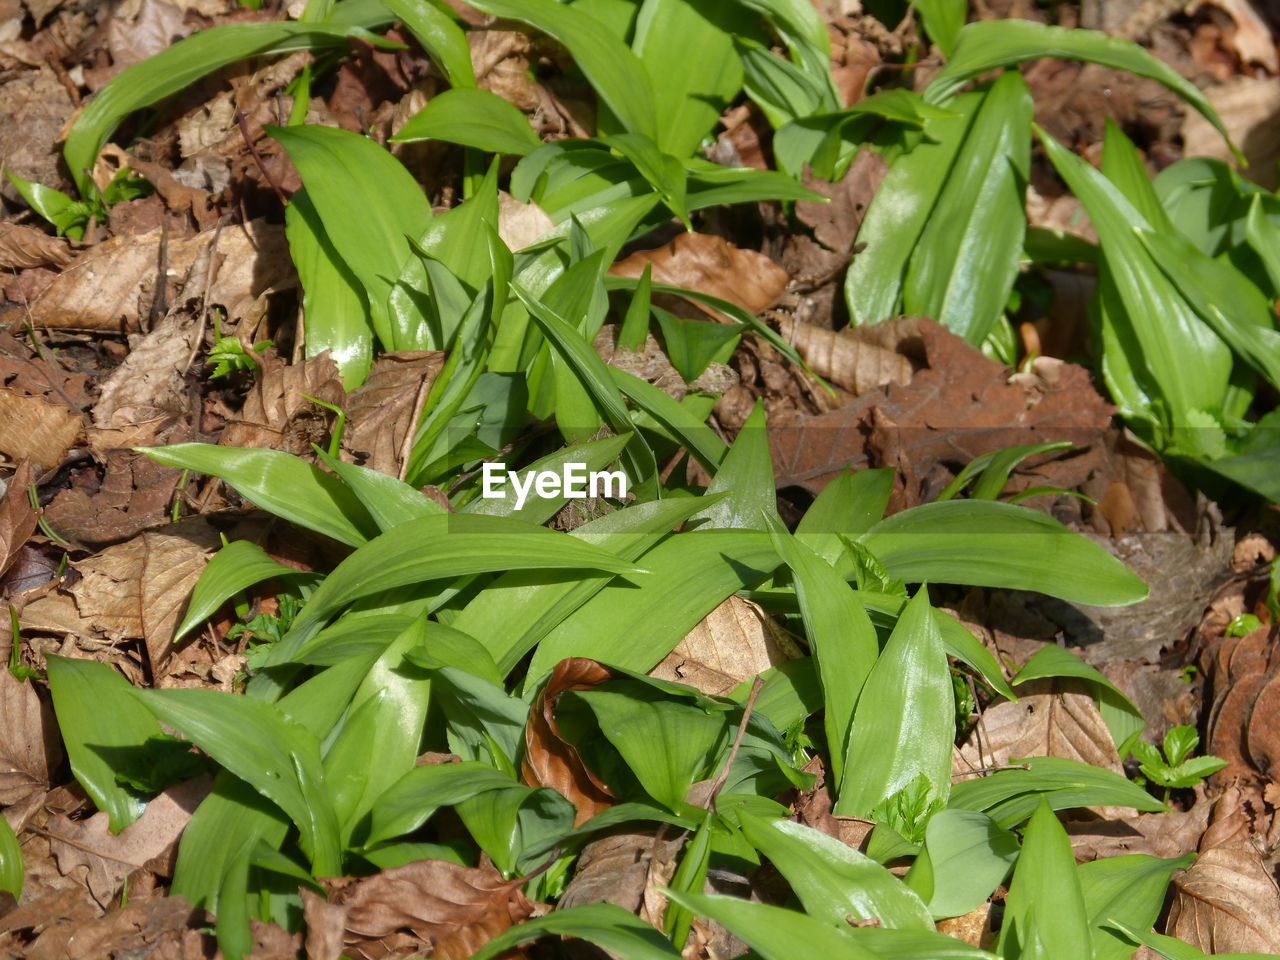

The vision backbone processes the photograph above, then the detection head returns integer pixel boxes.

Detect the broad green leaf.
[767,516,877,790]
[0,800,23,898]
[915,0,964,55]
[795,467,894,564]
[732,0,837,111]
[1205,445,1280,502]
[270,125,432,349]
[1038,126,1232,425]
[650,308,742,384]
[600,133,689,226]
[140,443,377,547]
[364,762,514,849]
[1245,195,1280,292]
[266,513,643,667]
[740,813,934,929]
[909,809,1018,919]
[845,99,976,325]
[314,449,443,531]
[64,22,392,197]
[1014,644,1144,751]
[631,0,751,155]
[464,433,630,522]
[683,158,827,206]
[949,757,1165,828]
[430,664,525,766]
[662,891,881,959]
[462,0,657,139]
[835,589,952,817]
[45,656,157,831]
[526,530,778,681]
[903,71,1031,345]
[175,540,316,643]
[393,87,540,154]
[285,188,372,387]
[1102,921,1276,960]
[470,903,683,960]
[861,500,1148,606]
[134,687,342,876]
[1081,854,1194,960]
[1000,798,1091,959]
[1100,118,1174,232]
[618,263,652,349]
[380,0,475,87]
[689,402,774,530]
[575,686,727,811]
[456,782,575,873]
[738,36,827,128]
[4,171,93,239]
[925,20,1235,156]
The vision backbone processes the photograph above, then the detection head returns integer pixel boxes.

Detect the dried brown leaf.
[610,233,790,320]
[46,775,212,906]
[1182,76,1280,190]
[774,314,913,396]
[0,388,82,471]
[0,459,38,582]
[498,190,554,251]
[0,629,61,815]
[1167,838,1280,953]
[92,304,201,435]
[220,349,344,456]
[558,829,684,919]
[650,595,803,697]
[44,449,189,547]
[304,858,536,960]
[341,351,445,477]
[522,658,617,827]
[936,902,992,948]
[0,222,72,270]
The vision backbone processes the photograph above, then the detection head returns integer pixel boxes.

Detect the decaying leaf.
[0,221,73,270]
[936,902,992,948]
[91,304,201,440]
[774,314,914,396]
[220,349,344,457]
[44,450,189,547]
[522,658,617,827]
[650,595,803,697]
[340,351,446,477]
[302,858,537,960]
[0,459,39,581]
[0,388,82,471]
[557,828,683,925]
[610,232,790,321]
[0,622,62,819]
[498,190,554,252]
[1167,836,1280,953]
[31,221,292,331]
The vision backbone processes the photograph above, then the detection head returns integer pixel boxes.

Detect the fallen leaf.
[936,902,992,948]
[103,0,192,73]
[303,858,537,960]
[0,66,75,197]
[0,624,61,817]
[650,595,804,697]
[46,775,212,906]
[45,449,190,547]
[498,190,554,251]
[522,658,618,827]
[595,325,737,402]
[610,232,790,321]
[31,220,292,331]
[92,304,201,437]
[1167,837,1280,953]
[1182,76,1280,190]
[341,351,445,477]
[220,349,344,457]
[557,828,684,923]
[18,894,215,960]
[774,314,914,396]
[782,148,887,290]
[0,459,39,581]
[0,388,83,471]
[0,222,72,270]
[1187,0,1279,73]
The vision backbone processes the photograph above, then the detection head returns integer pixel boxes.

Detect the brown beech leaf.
[774,314,913,396]
[610,233,790,320]
[303,858,537,960]
[1068,792,1211,862]
[522,657,617,827]
[220,349,344,457]
[0,628,62,814]
[31,220,292,331]
[341,351,446,477]
[92,304,201,436]
[650,595,804,697]
[557,829,683,925]
[44,449,190,548]
[1167,838,1280,953]
[498,190,554,251]
[956,678,1121,776]
[0,388,83,471]
[0,459,39,581]
[936,902,992,948]
[0,222,72,270]
[46,775,212,906]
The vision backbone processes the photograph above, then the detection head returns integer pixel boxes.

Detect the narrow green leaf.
[1102,920,1276,960]
[999,798,1091,959]
[689,402,774,530]
[662,891,881,959]
[1081,854,1195,960]
[903,71,1031,345]
[862,500,1148,606]
[314,449,444,532]
[0,807,23,899]
[393,87,540,154]
[139,443,377,547]
[470,903,683,960]
[911,809,1018,919]
[608,366,728,471]
[934,442,1074,503]
[926,20,1235,157]
[618,263,652,349]
[175,540,316,643]
[835,589,952,817]
[915,0,964,55]
[380,0,476,87]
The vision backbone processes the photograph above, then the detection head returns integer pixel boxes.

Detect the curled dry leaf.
[935,902,992,948]
[522,657,617,827]
[650,594,804,697]
[595,325,737,402]
[220,349,344,457]
[610,232,790,321]
[0,614,62,821]
[774,314,913,396]
[1167,836,1280,953]
[1201,620,1280,787]
[302,858,537,960]
[0,459,39,581]
[1068,790,1211,862]
[31,220,292,331]
[45,774,212,906]
[0,222,72,270]
[340,351,445,477]
[557,828,684,923]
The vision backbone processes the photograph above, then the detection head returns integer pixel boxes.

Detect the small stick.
[236,109,288,208]
[705,676,765,809]
[951,763,1032,780]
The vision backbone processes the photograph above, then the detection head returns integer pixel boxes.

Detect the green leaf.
[175,540,316,643]
[651,308,742,383]
[1081,854,1195,960]
[738,36,827,128]
[662,891,882,959]
[1163,726,1199,767]
[1000,798,1091,959]
[265,513,644,668]
[767,516,877,791]
[608,367,728,471]
[270,124,432,350]
[934,441,1074,503]
[46,656,158,832]
[1102,920,1277,960]
[139,444,377,547]
[393,87,540,154]
[926,20,1236,158]
[0,804,23,899]
[462,0,657,140]
[313,449,444,531]
[4,171,94,239]
[844,99,976,325]
[861,500,1148,606]
[380,0,475,87]
[903,71,1031,345]
[739,813,934,929]
[463,433,630,522]
[689,402,774,530]
[133,687,342,876]
[1013,644,1145,751]
[364,762,515,849]
[64,22,388,197]
[456,782,575,873]
[910,809,1018,919]
[914,0,964,55]
[284,188,372,388]
[835,589,952,818]
[470,903,684,960]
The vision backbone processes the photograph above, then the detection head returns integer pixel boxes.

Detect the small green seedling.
[1225,613,1264,637]
[1130,725,1227,801]
[207,317,271,379]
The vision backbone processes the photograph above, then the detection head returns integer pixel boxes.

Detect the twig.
[397,376,433,482]
[235,109,288,208]
[951,763,1032,780]
[704,676,765,808]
